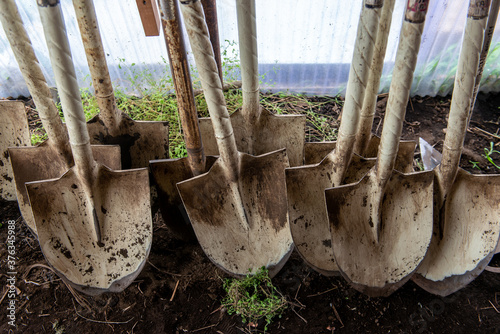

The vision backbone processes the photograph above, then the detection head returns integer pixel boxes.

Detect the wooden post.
[136,0,161,36]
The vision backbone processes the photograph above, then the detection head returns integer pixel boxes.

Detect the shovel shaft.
[354,0,396,155]
[159,0,206,175]
[0,0,71,161]
[329,0,382,185]
[201,0,223,84]
[38,1,97,186]
[468,0,499,123]
[236,0,260,125]
[73,0,120,134]
[439,0,489,193]
[180,0,240,179]
[376,0,428,184]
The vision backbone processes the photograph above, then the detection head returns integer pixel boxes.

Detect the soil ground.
[1,92,500,333]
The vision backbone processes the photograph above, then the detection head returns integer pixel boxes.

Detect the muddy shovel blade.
[413,169,500,296]
[286,154,376,275]
[177,149,292,278]
[325,170,434,296]
[305,138,416,173]
[0,101,30,201]
[199,110,306,167]
[87,117,169,169]
[26,166,152,295]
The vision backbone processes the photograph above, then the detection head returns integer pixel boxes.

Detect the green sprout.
[482,142,500,169]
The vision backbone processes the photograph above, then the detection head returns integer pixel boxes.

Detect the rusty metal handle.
[376,0,429,185]
[439,0,489,194]
[0,0,71,162]
[201,0,223,84]
[328,0,383,186]
[180,0,240,178]
[73,0,120,134]
[159,0,206,175]
[354,0,396,155]
[236,0,260,124]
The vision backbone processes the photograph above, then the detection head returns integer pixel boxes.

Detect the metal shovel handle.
[376,0,429,184]
[159,0,206,175]
[236,0,260,124]
[439,0,490,192]
[328,0,383,185]
[180,0,240,179]
[38,1,97,184]
[73,0,120,133]
[0,0,71,160]
[354,0,396,155]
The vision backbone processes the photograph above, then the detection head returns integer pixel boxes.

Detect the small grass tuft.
[222,267,287,331]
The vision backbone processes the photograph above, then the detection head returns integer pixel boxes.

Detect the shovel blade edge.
[26,165,152,295]
[414,168,500,296]
[177,149,292,278]
[326,170,434,297]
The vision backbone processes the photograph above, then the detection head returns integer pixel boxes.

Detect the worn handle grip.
[38,2,96,179]
[439,0,489,192]
[329,0,382,185]
[354,0,396,155]
[73,0,120,133]
[180,0,239,177]
[160,0,206,175]
[0,0,71,159]
[376,0,428,184]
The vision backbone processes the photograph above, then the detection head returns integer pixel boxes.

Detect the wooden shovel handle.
[236,0,260,124]
[376,0,429,184]
[180,0,239,178]
[38,1,96,181]
[201,0,223,84]
[73,0,120,133]
[159,0,206,175]
[328,0,383,186]
[354,0,396,155]
[439,0,490,192]
[0,0,71,161]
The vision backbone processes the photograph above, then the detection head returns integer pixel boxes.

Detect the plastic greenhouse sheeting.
[0,0,499,98]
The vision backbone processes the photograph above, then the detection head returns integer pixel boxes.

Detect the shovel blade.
[87,113,169,169]
[149,155,217,239]
[286,154,376,276]
[414,168,500,296]
[177,149,292,278]
[26,164,152,295]
[305,136,416,173]
[199,108,306,167]
[0,101,30,201]
[9,143,121,235]
[325,170,434,297]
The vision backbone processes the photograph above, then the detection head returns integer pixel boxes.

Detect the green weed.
[469,160,481,170]
[482,142,500,169]
[222,267,287,331]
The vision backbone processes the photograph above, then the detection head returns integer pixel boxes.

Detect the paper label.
[405,0,430,23]
[468,0,490,19]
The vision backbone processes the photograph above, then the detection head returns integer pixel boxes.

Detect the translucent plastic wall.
[1,0,499,98]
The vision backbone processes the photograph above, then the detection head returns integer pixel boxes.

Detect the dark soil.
[1,92,500,334]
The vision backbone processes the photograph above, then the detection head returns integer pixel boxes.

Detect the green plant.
[414,158,425,171]
[30,132,47,146]
[469,160,481,170]
[222,267,287,331]
[482,142,500,169]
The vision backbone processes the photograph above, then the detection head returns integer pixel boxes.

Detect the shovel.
[197,0,306,167]
[0,101,30,201]
[25,1,152,295]
[286,0,383,276]
[178,0,292,278]
[73,0,169,169]
[324,0,434,297]
[304,0,416,173]
[413,0,500,297]
[149,0,217,239]
[0,0,120,235]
